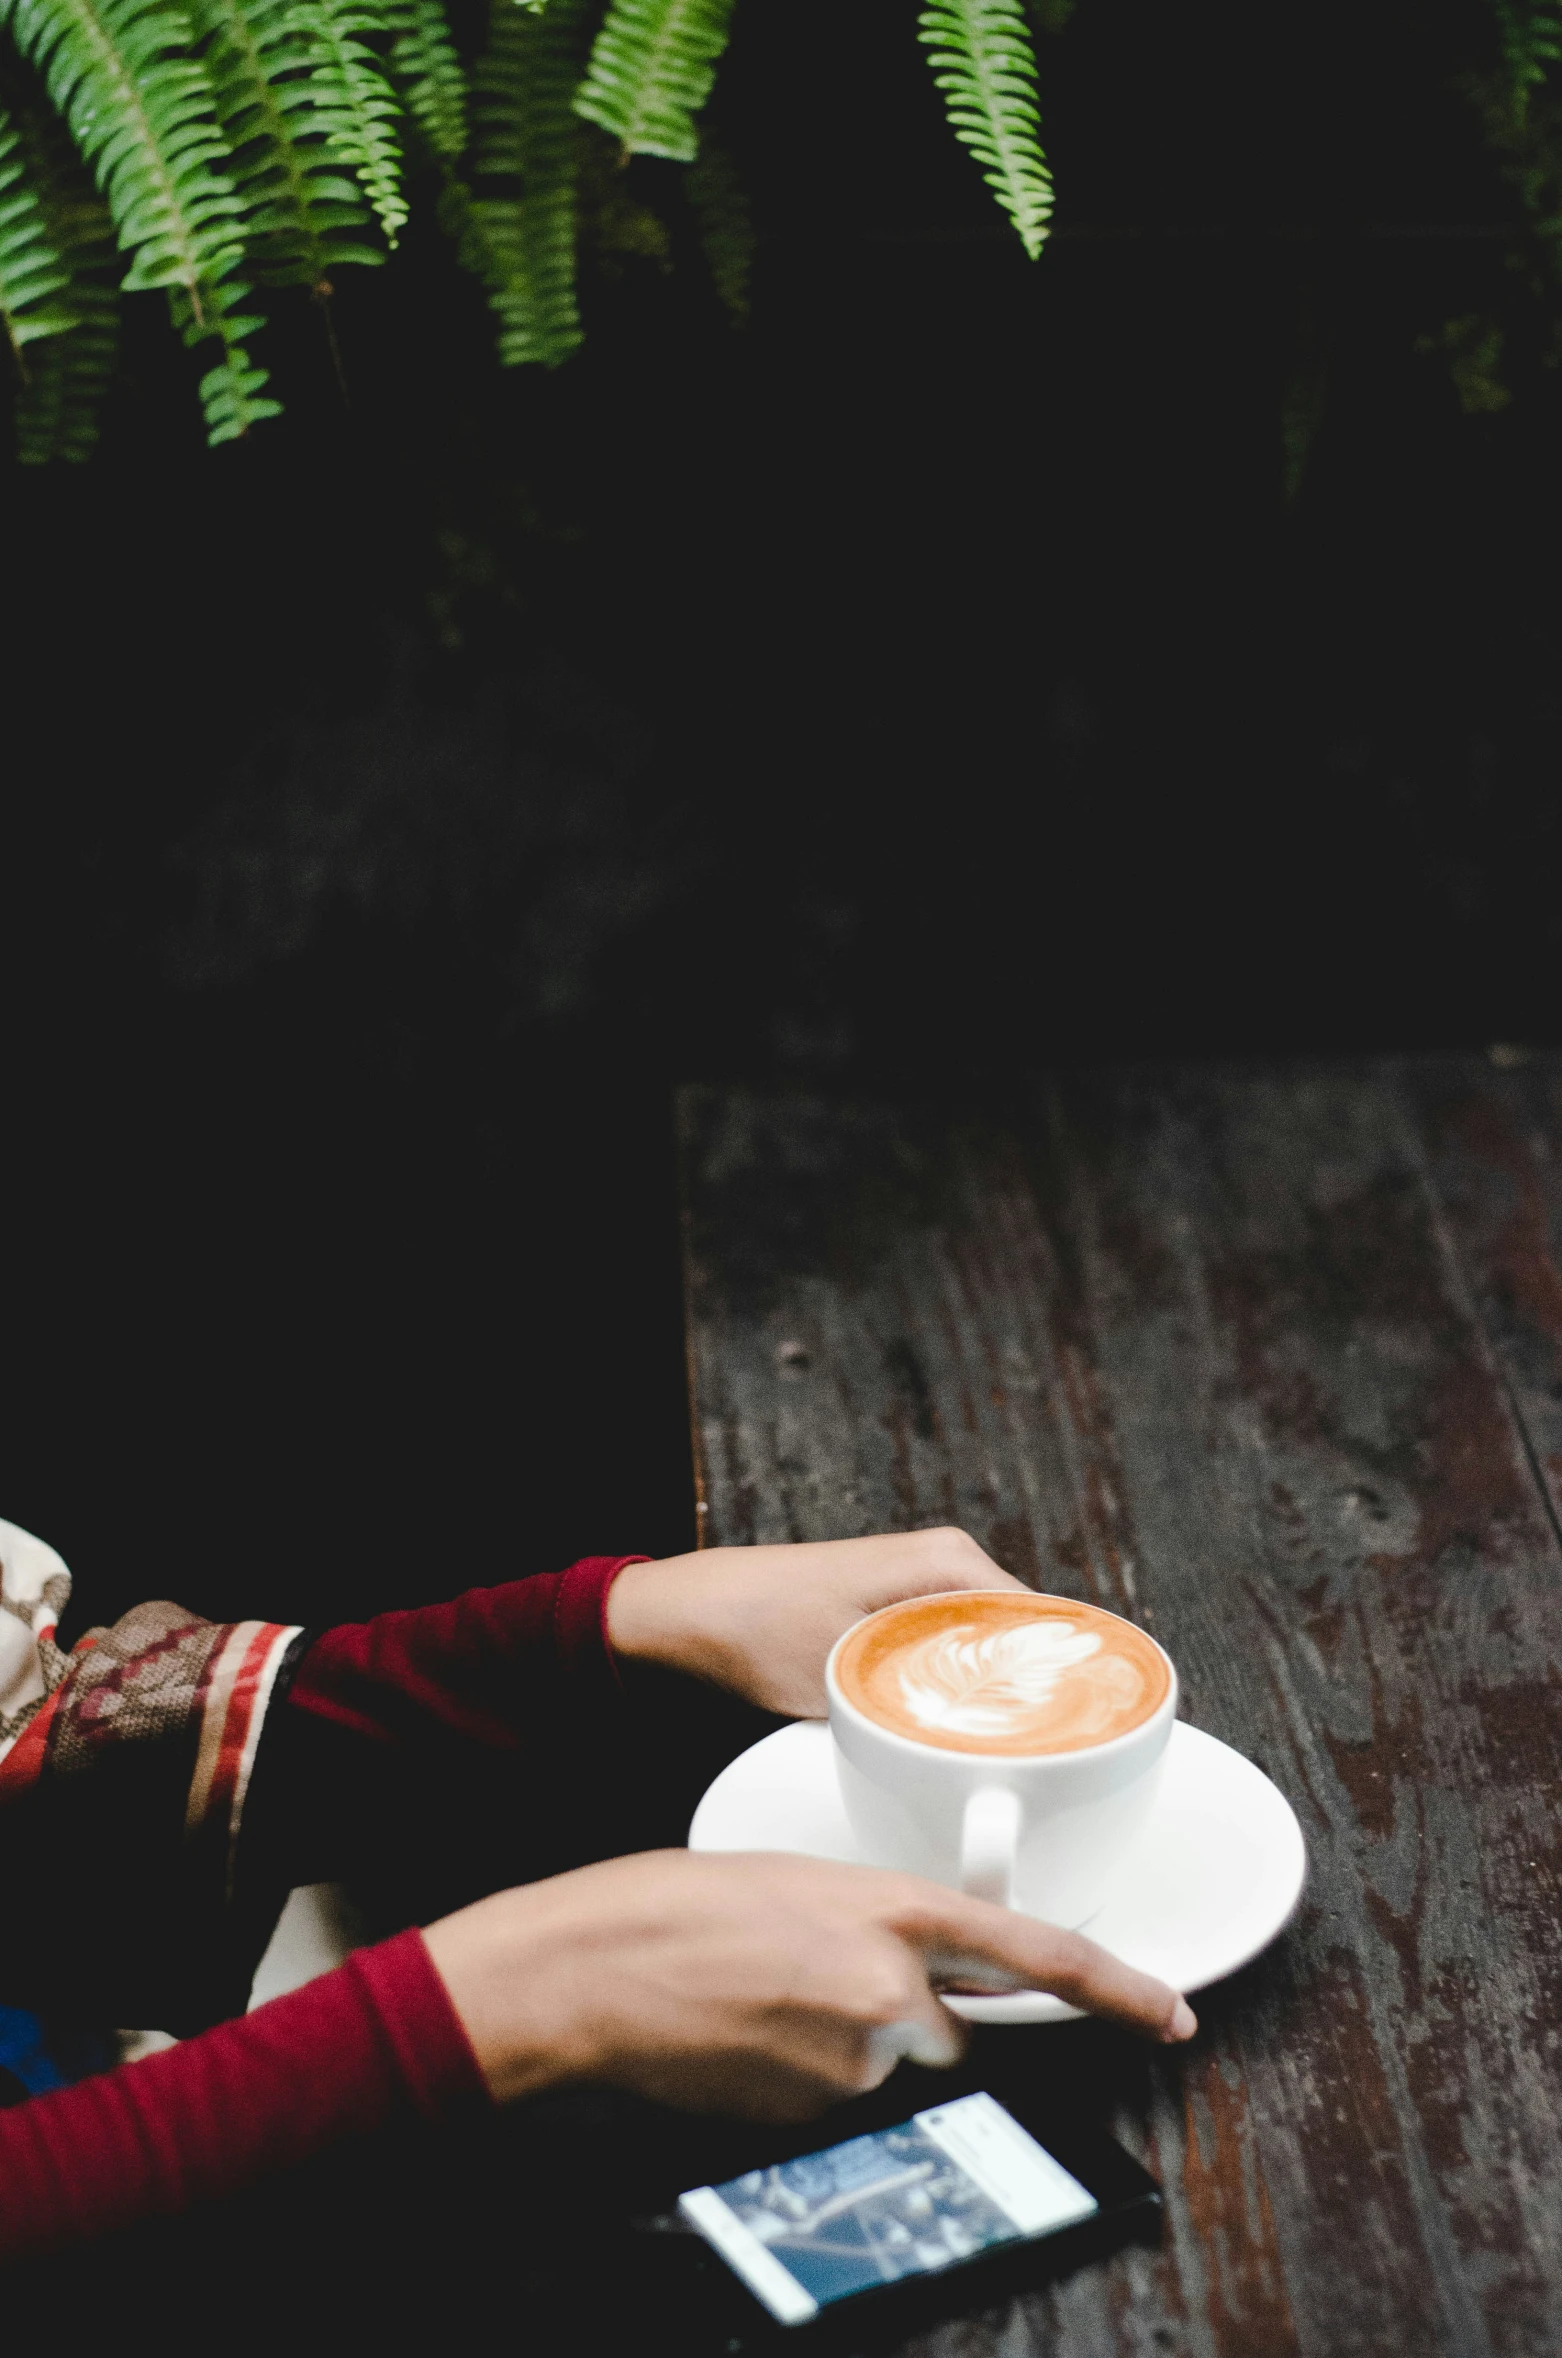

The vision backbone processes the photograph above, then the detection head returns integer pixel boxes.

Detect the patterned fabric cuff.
[1,1520,300,1901]
[2,1602,302,1899]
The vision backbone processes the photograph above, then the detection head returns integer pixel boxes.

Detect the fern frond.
[16,285,117,454]
[0,103,77,358]
[197,333,280,432]
[2,0,244,301]
[577,118,669,274]
[187,0,383,285]
[291,0,406,245]
[918,0,1052,259]
[453,187,578,361]
[573,0,736,164]
[1,0,283,439]
[457,0,583,365]
[1461,2,1562,263]
[684,136,750,323]
[4,99,119,458]
[472,0,582,180]
[1418,313,1513,414]
[382,0,467,158]
[166,276,280,437]
[1496,0,1562,115]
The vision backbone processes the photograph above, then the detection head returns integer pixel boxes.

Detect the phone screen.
[677,2091,1100,2326]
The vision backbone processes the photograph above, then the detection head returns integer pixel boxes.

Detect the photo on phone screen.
[677,2091,1100,2326]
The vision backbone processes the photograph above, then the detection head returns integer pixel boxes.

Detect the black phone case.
[622,2061,1162,2355]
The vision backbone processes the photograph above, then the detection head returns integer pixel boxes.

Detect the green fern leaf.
[1460,3,1562,260]
[4,99,120,459]
[1496,0,1562,107]
[381,0,467,158]
[918,0,1052,259]
[0,102,80,363]
[573,0,736,164]
[166,276,282,437]
[2,0,244,298]
[16,286,117,455]
[291,0,407,245]
[1418,313,1513,415]
[455,0,584,365]
[684,135,750,323]
[454,186,578,361]
[2,0,281,439]
[187,0,384,286]
[583,152,670,270]
[472,0,583,180]
[196,336,281,434]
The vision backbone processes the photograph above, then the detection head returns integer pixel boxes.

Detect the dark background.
[3,0,1558,1636]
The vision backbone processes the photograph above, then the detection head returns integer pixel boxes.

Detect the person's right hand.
[421,1849,1196,2122]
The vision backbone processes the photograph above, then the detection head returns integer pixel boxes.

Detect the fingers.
[853,1527,1028,1611]
[853,1950,970,2088]
[862,2008,967,2087]
[891,1884,1197,2044]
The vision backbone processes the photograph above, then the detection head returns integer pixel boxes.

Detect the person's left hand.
[604,1528,1026,1717]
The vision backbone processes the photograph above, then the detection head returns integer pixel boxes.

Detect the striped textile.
[0,1517,302,1963]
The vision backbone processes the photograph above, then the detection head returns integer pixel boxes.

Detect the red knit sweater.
[0,1554,643,2260]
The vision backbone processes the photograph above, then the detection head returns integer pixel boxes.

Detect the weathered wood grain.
[1405,1053,1562,1537]
[677,1066,1562,2358]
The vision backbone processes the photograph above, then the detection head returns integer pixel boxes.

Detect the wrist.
[421,1889,597,2106]
[604,1554,734,1683]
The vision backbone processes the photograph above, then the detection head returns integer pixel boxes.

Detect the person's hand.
[422,1849,1197,2120]
[605,1529,1025,1716]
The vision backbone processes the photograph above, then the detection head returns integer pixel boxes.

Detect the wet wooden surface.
[677,1059,1562,2358]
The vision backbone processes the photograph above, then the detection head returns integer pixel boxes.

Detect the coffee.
[833,1591,1169,1756]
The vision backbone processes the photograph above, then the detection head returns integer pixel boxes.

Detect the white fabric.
[0,1518,72,1764]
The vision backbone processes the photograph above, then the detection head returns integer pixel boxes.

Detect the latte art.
[833,1591,1169,1755]
[898,1620,1107,1739]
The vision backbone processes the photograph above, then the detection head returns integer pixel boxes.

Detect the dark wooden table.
[677,1058,1562,2358]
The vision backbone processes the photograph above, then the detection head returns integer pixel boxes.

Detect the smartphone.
[631,2082,1160,2353]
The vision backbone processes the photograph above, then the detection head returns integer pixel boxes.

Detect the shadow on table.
[25,2011,1197,2354]
[7,1673,1262,2348]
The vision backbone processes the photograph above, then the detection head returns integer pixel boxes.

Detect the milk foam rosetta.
[834,1592,1169,1755]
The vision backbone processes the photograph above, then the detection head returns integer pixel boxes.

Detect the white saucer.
[688,1719,1306,2024]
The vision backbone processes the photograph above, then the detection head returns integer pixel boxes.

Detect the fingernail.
[1166,1997,1197,2042]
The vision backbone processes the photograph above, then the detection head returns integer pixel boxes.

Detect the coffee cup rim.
[824,1588,1178,1765]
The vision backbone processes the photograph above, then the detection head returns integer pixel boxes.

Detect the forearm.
[0,1931,486,2260]
[285,1554,639,1749]
[253,1554,650,1923]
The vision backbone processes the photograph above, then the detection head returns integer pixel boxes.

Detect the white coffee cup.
[825,1591,1177,1929]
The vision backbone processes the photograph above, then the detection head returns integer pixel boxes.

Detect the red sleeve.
[0,1930,487,2258]
[287,1555,647,1749]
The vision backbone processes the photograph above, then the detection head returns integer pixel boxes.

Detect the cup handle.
[959,1786,1021,1909]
